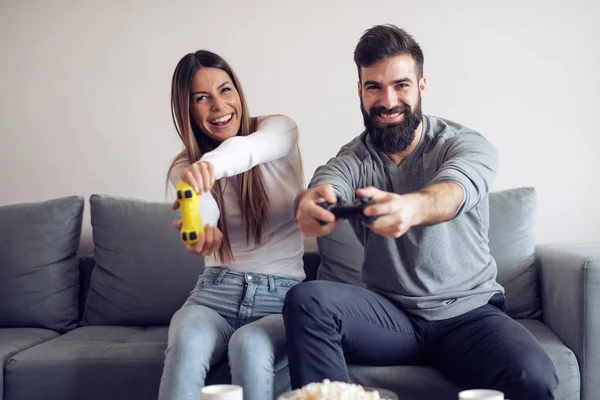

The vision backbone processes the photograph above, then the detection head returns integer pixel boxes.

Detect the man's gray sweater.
[309,115,504,320]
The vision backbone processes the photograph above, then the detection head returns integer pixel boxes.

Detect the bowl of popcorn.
[278,379,398,400]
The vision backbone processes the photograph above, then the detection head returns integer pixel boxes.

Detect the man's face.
[359,54,426,154]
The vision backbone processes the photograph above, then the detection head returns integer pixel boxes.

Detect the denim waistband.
[202,267,301,287]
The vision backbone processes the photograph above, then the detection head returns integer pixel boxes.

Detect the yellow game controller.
[176,181,204,245]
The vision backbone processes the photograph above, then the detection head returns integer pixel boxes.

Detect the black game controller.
[317,196,378,225]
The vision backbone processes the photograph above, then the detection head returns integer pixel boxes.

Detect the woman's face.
[190,67,242,142]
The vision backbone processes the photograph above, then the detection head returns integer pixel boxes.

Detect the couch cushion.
[3,326,278,400]
[316,220,365,287]
[82,195,205,326]
[4,326,167,400]
[316,188,540,319]
[0,328,60,399]
[0,196,84,332]
[489,188,539,318]
[517,319,580,400]
[348,365,458,400]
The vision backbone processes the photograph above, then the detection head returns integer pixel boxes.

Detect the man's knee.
[283,281,333,318]
[501,351,558,398]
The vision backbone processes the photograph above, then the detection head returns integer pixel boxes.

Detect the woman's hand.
[179,161,215,193]
[173,220,223,257]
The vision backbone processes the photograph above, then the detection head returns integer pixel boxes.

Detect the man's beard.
[362,95,422,154]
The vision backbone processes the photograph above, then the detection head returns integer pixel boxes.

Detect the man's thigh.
[287,281,423,366]
[429,302,555,390]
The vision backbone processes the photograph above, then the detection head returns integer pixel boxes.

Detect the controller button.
[177,191,183,200]
[190,231,198,241]
[182,232,188,241]
[184,190,193,199]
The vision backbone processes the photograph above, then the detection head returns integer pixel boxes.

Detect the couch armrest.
[537,244,600,400]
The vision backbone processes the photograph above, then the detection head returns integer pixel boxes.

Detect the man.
[284,24,558,399]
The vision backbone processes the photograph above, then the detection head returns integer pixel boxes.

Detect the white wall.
[1,0,599,253]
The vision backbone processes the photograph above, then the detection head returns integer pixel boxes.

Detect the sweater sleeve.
[308,155,360,203]
[428,132,499,215]
[198,115,299,179]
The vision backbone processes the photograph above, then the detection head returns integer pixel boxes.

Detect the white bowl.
[278,386,399,400]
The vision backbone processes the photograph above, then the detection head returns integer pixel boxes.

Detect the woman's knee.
[229,324,277,366]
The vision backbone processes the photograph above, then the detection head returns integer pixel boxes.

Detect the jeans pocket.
[274,281,298,301]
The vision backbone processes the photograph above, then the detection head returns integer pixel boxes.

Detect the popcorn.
[285,379,391,400]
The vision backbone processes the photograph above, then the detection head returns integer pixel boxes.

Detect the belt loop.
[213,268,228,285]
[268,275,275,293]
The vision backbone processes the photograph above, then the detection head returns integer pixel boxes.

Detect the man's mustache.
[369,104,410,118]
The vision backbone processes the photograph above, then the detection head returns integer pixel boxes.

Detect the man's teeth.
[380,112,400,119]
[211,114,232,124]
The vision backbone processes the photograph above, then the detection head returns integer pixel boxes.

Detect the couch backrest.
[80,194,205,326]
[78,252,323,316]
[316,187,540,319]
[0,196,84,332]
[2,188,539,332]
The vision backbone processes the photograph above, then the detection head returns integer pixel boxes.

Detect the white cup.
[458,389,504,400]
[201,384,243,400]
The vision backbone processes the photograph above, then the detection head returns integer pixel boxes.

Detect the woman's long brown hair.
[166,50,269,264]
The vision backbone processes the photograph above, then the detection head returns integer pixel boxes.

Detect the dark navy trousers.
[283,281,558,400]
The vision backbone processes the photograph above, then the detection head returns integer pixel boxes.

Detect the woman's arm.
[198,114,299,179]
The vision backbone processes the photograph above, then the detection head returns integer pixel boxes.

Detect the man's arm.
[428,132,499,215]
[403,181,464,226]
[359,182,463,238]
[360,132,498,238]
[295,154,361,237]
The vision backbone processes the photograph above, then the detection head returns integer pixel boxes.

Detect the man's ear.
[419,76,427,94]
[357,81,362,98]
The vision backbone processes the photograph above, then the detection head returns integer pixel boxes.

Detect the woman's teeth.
[210,114,233,125]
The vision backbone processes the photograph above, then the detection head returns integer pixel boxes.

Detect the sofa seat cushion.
[3,326,277,400]
[517,319,580,400]
[0,328,59,399]
[0,196,84,332]
[5,326,167,400]
[348,364,458,400]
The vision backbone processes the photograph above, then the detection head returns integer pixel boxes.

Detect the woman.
[158,50,305,400]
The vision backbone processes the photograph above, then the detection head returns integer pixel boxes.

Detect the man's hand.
[295,184,341,237]
[357,186,420,238]
[173,220,223,257]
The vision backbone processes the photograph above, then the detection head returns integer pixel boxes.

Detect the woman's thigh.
[229,314,288,370]
[246,275,299,321]
[185,268,245,327]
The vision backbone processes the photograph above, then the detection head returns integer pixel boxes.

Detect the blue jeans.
[158,267,299,400]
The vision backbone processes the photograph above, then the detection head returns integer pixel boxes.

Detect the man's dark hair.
[353,24,424,80]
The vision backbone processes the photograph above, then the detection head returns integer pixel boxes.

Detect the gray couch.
[0,188,598,400]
